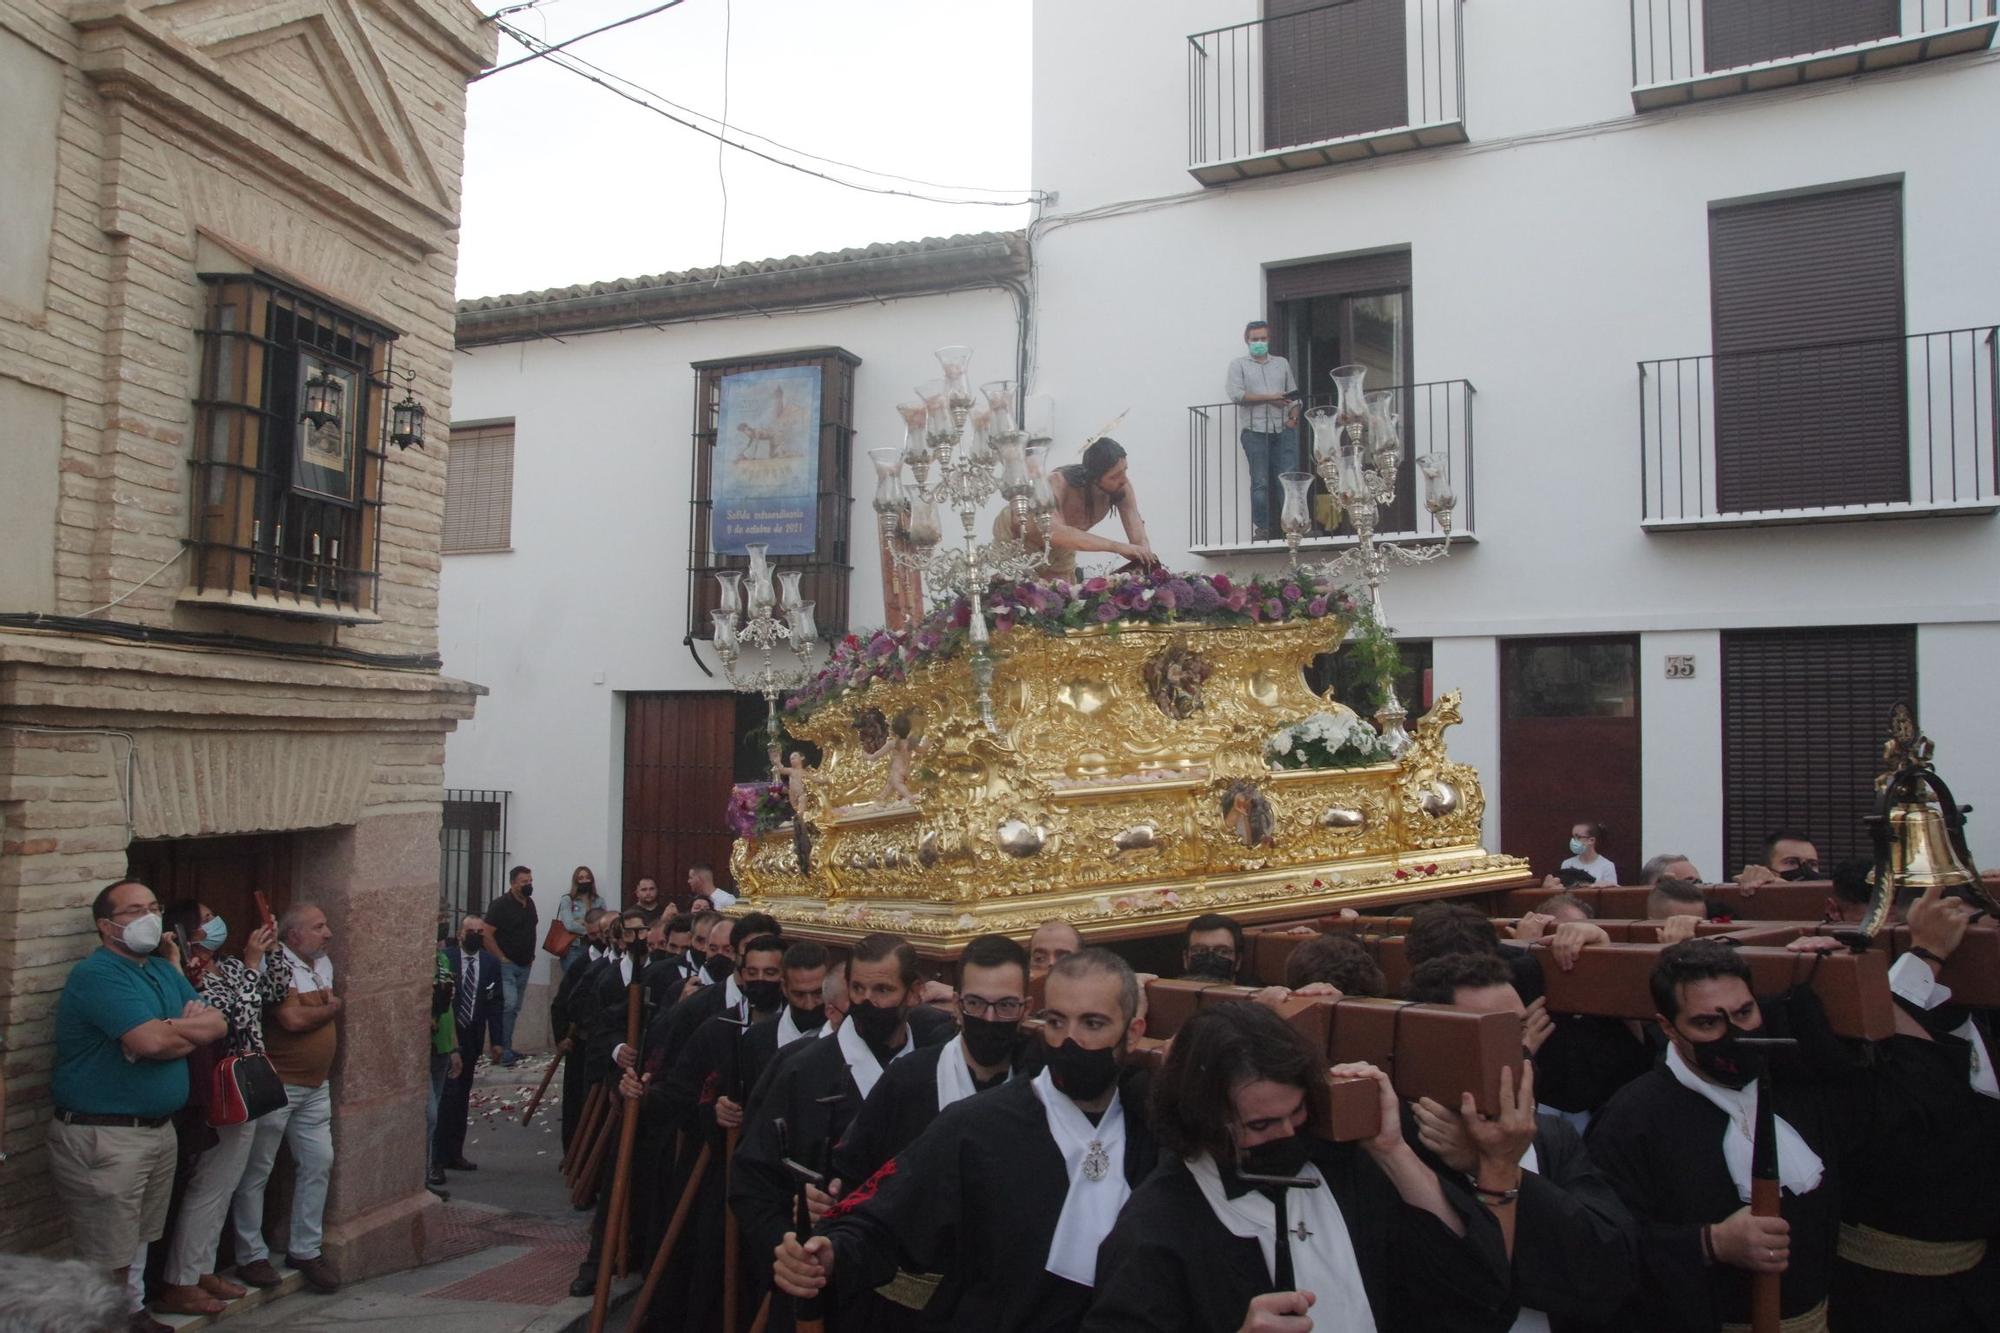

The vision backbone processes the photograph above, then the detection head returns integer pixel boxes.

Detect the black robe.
[1512,1114,1642,1330]
[1533,1013,1656,1117]
[833,1041,1009,1188]
[1829,1022,2000,1333]
[551,951,608,1148]
[1588,1064,1853,1331]
[1085,1139,1514,1333]
[815,1071,1157,1333]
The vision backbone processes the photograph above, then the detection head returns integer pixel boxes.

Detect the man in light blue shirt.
[1225,319,1301,541]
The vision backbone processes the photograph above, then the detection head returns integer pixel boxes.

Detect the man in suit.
[433,913,503,1174]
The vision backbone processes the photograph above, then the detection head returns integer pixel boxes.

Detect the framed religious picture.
[711,364,821,556]
[293,351,362,503]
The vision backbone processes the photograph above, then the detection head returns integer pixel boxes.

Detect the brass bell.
[1885,796,1978,891]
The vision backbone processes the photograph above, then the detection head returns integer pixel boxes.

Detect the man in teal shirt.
[48,879,226,1331]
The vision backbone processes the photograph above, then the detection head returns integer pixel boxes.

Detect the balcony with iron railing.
[1629,0,1996,111]
[1188,379,1475,555]
[1186,0,1466,185]
[1638,326,1999,528]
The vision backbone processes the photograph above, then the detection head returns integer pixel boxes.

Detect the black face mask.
[518,882,534,897]
[788,1003,827,1032]
[847,999,906,1047]
[960,1014,1020,1068]
[1043,1036,1122,1102]
[706,954,736,982]
[1184,949,1237,982]
[1237,1132,1312,1180]
[577,882,594,895]
[1778,863,1821,882]
[1685,1022,1767,1090]
[462,933,483,953]
[742,979,784,1012]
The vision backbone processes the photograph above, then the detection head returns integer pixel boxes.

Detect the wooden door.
[126,832,297,946]
[1500,638,1643,881]
[622,692,741,908]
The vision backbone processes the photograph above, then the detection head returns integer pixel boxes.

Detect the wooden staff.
[722,1124,742,1330]
[782,1145,828,1333]
[571,1094,621,1208]
[1743,1036,1796,1333]
[564,1083,606,1180]
[523,1026,573,1126]
[590,945,649,1332]
[623,1142,713,1333]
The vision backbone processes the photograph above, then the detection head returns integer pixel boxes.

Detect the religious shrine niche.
[1142,638,1211,720]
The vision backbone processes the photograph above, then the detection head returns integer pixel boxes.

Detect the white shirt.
[708,886,739,909]
[1889,952,1999,1098]
[1560,854,1619,886]
[280,943,333,993]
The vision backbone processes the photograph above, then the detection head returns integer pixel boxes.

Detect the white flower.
[1267,730,1294,756]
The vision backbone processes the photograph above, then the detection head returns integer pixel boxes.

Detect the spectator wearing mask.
[229,903,341,1295]
[1224,318,1301,541]
[1181,913,1245,983]
[484,865,538,1066]
[156,901,286,1317]
[48,880,225,1333]
[1559,821,1617,886]
[556,867,600,972]
[433,914,502,1177]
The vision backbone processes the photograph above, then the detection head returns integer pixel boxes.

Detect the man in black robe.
[640,912,695,1014]
[742,955,844,1123]
[551,908,612,1150]
[1831,883,2000,1332]
[735,934,952,1329]
[625,931,791,1331]
[1405,951,1640,1331]
[772,948,1157,1332]
[832,934,1029,1187]
[1587,938,1860,1332]
[566,910,651,1296]
[1087,1000,1514,1332]
[1181,913,1246,982]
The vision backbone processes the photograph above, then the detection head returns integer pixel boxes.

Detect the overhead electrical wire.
[490,18,1044,208]
[473,0,687,81]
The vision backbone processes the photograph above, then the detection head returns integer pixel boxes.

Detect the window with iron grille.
[440,789,510,925]
[686,347,857,644]
[443,421,515,554]
[190,273,394,614]
[1721,626,1916,875]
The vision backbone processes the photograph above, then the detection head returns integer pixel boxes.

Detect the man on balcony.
[1225,319,1300,542]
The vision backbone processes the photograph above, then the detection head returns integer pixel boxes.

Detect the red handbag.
[208,1052,286,1127]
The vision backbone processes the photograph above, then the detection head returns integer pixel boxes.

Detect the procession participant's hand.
[1784,935,1845,955]
[805,1178,842,1223]
[1511,911,1554,943]
[1250,986,1292,1011]
[1541,874,1564,891]
[715,1095,744,1130]
[1292,982,1342,998]
[614,1043,637,1070]
[1550,921,1610,972]
[1735,866,1777,890]
[1711,1205,1790,1273]
[557,1036,574,1054]
[1412,1096,1477,1174]
[1239,1289,1315,1333]
[1336,907,1360,920]
[619,1070,649,1102]
[1332,1062,1404,1157]
[1464,1062,1536,1188]
[917,980,956,1007]
[1908,881,1977,968]
[773,1233,833,1298]
[1521,996,1554,1057]
[1657,914,1701,946]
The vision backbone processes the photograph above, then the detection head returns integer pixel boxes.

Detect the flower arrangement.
[1264,711,1395,770]
[726,781,795,837]
[782,567,1355,721]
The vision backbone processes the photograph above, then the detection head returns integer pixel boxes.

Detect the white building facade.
[1024,0,2000,880]
[443,237,1023,1033]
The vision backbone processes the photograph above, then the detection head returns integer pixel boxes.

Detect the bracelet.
[1910,946,1946,966]
[1700,1224,1715,1265]
[1471,1185,1519,1205]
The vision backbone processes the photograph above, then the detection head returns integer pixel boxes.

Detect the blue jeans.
[499,959,531,1055]
[1239,426,1298,537]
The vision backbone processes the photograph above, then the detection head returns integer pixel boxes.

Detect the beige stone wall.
[0,0,494,1269]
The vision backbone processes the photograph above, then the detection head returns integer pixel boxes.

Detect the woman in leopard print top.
[156,901,288,1316]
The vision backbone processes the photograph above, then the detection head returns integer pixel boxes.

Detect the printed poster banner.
[713,365,821,556]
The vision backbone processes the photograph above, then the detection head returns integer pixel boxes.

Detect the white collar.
[1664,1043,1824,1201]
[777,1005,823,1047]
[281,944,332,991]
[1188,1154,1375,1331]
[934,1034,981,1109]
[1889,953,2000,1098]
[723,972,743,1011]
[835,1011,911,1099]
[1029,1068,1128,1286]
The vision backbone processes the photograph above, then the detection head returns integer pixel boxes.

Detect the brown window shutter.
[1703,0,1898,71]
[1262,0,1409,151]
[1709,182,1905,512]
[443,422,515,553]
[1720,625,1916,875]
[1266,248,1413,306]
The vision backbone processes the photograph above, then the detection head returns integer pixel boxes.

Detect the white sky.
[457,0,1035,300]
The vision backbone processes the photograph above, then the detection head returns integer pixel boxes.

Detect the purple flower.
[1307,596,1328,616]
[1224,589,1248,612]
[1212,574,1233,594]
[916,629,940,651]
[1154,586,1177,611]
[1264,598,1284,619]
[1186,582,1223,613]
[1082,576,1110,595]
[1282,583,1302,601]
[1095,603,1119,622]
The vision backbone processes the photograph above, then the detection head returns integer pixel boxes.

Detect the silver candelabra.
[1277,364,1459,754]
[872,345,1057,730]
[711,543,819,759]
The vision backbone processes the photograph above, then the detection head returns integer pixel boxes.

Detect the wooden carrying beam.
[1887,923,2000,1007]
[1532,943,1896,1040]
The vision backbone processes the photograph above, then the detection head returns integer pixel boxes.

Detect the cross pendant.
[1291,1220,1312,1243]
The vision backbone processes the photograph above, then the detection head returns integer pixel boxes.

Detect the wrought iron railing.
[1188,379,1474,551]
[1630,0,1995,91]
[1638,327,1999,524]
[1187,0,1465,174]
[441,788,511,923]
